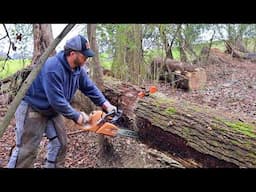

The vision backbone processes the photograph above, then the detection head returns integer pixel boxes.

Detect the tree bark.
[32,24,56,65]
[102,78,256,168]
[165,24,182,59]
[125,24,143,85]
[178,28,187,62]
[0,24,75,138]
[87,24,104,89]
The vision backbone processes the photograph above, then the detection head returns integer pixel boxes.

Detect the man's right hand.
[77,111,89,126]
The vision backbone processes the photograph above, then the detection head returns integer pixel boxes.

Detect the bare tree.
[125,24,143,84]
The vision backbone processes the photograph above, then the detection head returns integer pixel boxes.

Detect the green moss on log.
[224,121,256,138]
[164,107,176,115]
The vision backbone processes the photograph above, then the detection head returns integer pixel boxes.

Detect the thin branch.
[165,24,182,59]
[206,30,216,62]
[0,24,13,73]
[0,35,7,41]
[170,24,182,48]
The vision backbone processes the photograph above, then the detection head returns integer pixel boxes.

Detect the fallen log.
[103,77,256,168]
[225,41,247,59]
[159,68,207,91]
[150,57,207,91]
[225,40,256,61]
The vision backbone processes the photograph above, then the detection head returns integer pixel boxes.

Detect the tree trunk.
[178,28,187,62]
[125,24,143,85]
[102,78,256,168]
[31,24,56,65]
[166,24,182,59]
[87,24,104,89]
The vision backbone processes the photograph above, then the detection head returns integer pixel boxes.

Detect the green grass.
[0,59,31,79]
[100,53,112,70]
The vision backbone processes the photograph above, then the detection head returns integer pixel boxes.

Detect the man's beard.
[74,58,85,68]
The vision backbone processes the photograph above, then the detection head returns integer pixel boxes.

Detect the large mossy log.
[102,77,256,168]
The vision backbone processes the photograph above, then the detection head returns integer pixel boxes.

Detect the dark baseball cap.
[64,35,95,57]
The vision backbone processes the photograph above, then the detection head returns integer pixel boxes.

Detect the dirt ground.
[0,49,256,168]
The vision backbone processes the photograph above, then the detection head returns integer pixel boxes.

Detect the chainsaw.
[78,109,139,139]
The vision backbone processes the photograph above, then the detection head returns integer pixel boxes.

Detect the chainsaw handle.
[98,109,122,124]
[111,109,123,123]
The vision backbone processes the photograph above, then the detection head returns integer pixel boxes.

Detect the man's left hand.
[102,101,117,113]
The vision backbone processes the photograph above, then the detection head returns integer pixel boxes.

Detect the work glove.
[102,100,117,114]
[77,111,89,126]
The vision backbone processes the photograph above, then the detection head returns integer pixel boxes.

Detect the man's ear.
[70,51,76,56]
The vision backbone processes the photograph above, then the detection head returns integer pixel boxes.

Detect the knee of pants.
[49,137,67,154]
[50,137,61,148]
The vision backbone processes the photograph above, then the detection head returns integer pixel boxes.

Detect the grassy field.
[0,59,31,79]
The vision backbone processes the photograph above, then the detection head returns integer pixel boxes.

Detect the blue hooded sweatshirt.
[24,51,107,122]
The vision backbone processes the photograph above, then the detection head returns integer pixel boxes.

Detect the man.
[8,35,117,168]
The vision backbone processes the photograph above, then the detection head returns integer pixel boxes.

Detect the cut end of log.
[185,67,207,91]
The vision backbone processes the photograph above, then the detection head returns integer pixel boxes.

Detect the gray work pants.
[7,100,67,168]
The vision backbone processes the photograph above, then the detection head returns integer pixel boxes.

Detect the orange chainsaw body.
[79,110,119,137]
